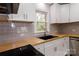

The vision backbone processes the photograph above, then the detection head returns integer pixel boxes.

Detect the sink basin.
[38,35,58,40]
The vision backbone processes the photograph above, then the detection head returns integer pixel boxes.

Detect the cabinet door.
[50,4,61,24]
[45,40,57,56]
[45,39,66,56]
[50,4,57,23]
[59,4,70,23]
[56,38,67,56]
[23,3,36,22]
[56,37,70,56]
[56,4,61,23]
[64,37,69,53]
[45,38,69,56]
[34,44,45,54]
[70,3,79,22]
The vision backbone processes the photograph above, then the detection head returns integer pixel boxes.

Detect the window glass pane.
[36,13,41,21]
[36,12,46,22]
[36,11,47,33]
[41,13,46,22]
[36,22,45,32]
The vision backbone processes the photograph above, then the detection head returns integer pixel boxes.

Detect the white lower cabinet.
[45,40,57,56]
[63,37,70,55]
[34,37,69,56]
[44,37,69,56]
[44,39,66,56]
[55,37,69,56]
[56,38,68,56]
[34,44,45,55]
[55,38,65,56]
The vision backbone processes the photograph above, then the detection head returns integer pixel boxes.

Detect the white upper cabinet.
[70,3,79,22]
[50,4,70,23]
[56,4,70,23]
[58,4,70,23]
[8,4,24,21]
[8,3,36,22]
[44,37,69,56]
[50,4,60,23]
[24,3,36,22]
[50,4,57,23]
[55,4,61,23]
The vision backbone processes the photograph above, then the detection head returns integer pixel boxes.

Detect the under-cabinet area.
[0,3,79,56]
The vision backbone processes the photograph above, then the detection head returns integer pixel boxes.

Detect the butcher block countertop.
[0,34,79,52]
[0,37,45,52]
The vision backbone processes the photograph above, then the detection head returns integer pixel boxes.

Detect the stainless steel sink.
[38,35,58,40]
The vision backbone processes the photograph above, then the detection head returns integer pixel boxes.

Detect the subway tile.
[0,22,34,44]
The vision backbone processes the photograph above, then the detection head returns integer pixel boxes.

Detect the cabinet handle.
[54,47,57,52]
[38,48,40,49]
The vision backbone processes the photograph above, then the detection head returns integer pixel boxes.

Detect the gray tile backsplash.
[50,22,79,35]
[58,22,79,34]
[50,24,60,34]
[0,22,34,44]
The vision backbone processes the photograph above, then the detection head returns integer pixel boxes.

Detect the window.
[35,11,47,33]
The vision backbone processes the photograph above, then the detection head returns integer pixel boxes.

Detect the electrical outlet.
[20,34,25,36]
[11,23,16,28]
[72,29,76,32]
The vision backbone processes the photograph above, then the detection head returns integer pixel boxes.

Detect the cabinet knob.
[20,48,22,51]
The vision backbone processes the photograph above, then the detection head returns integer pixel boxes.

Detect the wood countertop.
[0,34,79,52]
[0,37,45,52]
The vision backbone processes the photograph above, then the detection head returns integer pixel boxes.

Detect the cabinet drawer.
[45,39,58,47]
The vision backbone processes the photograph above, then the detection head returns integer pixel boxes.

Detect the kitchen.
[0,3,79,56]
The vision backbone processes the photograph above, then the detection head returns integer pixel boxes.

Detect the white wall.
[35,3,50,22]
[36,3,49,12]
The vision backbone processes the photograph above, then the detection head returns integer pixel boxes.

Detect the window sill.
[34,31,45,34]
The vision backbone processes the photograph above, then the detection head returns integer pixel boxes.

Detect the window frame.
[35,10,47,33]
